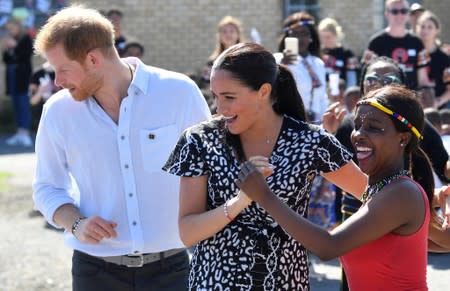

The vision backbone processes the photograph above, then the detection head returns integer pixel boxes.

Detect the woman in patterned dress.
[163,42,367,290]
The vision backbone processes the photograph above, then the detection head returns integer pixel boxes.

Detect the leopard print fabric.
[163,115,352,291]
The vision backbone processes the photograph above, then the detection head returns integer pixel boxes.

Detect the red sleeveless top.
[340,177,430,291]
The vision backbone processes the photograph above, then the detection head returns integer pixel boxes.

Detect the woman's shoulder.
[380,176,425,204]
[283,115,326,135]
[432,48,450,62]
[184,116,225,137]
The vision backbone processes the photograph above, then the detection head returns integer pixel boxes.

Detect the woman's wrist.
[223,192,251,221]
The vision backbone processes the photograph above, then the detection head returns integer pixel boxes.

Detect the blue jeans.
[7,65,30,130]
[72,250,189,291]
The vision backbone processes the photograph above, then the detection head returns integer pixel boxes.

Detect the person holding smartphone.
[274,11,328,124]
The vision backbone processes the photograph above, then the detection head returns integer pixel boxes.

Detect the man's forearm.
[53,203,83,232]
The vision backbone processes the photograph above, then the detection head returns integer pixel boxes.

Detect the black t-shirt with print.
[368,31,426,90]
[322,46,357,82]
[427,48,450,97]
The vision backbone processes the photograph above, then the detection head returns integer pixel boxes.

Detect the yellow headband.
[357,98,424,140]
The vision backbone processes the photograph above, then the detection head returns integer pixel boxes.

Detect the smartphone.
[284,37,298,55]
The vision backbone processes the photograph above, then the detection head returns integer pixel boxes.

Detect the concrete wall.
[82,0,283,75]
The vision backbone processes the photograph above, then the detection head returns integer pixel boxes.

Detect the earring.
[400,143,405,147]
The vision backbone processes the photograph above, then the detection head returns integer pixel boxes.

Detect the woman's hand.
[322,102,346,134]
[281,50,298,65]
[235,156,274,202]
[249,156,274,178]
[435,186,450,229]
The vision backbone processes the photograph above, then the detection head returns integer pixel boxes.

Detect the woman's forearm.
[179,194,249,247]
[257,189,340,261]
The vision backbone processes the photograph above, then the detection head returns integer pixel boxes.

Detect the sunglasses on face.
[364,74,401,86]
[388,8,409,15]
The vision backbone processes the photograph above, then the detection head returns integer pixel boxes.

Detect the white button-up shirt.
[33,57,211,256]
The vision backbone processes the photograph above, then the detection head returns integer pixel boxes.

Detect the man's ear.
[85,49,102,68]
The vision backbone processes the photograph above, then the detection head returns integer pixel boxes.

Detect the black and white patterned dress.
[163,115,352,291]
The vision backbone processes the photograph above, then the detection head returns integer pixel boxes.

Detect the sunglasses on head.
[283,20,315,33]
[389,8,409,15]
[364,74,401,86]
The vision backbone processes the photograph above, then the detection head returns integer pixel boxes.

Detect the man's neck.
[93,61,134,123]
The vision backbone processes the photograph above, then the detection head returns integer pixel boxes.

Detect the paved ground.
[0,134,449,290]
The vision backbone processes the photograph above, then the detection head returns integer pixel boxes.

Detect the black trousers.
[72,250,189,291]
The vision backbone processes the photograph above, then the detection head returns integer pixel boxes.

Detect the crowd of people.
[1,0,450,290]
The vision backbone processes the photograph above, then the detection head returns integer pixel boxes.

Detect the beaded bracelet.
[223,200,233,222]
[71,217,86,235]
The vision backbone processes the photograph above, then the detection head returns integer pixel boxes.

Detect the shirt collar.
[123,57,149,95]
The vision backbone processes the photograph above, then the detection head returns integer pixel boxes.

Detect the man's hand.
[73,216,118,244]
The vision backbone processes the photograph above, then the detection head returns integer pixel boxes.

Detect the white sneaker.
[5,133,33,147]
[5,134,21,146]
[19,134,33,147]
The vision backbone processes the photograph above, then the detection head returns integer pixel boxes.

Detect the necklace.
[126,62,134,82]
[361,169,409,204]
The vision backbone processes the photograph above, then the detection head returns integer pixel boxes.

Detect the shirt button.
[129,193,133,197]
[124,164,129,169]
[134,90,139,95]
[132,221,137,226]
[121,135,125,140]
[148,133,155,139]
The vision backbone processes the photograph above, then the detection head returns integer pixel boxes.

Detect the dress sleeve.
[313,128,353,173]
[163,127,209,177]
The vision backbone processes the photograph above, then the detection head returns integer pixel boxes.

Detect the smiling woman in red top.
[237,85,440,290]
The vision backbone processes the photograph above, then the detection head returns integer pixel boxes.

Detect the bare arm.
[435,86,450,109]
[418,67,434,87]
[428,224,450,252]
[178,175,250,247]
[239,164,423,260]
[321,161,367,199]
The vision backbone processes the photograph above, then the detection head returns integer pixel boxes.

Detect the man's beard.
[70,70,103,102]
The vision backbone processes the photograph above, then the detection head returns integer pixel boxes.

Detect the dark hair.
[364,86,435,217]
[124,42,145,56]
[424,108,442,130]
[360,56,406,96]
[277,12,321,57]
[107,9,123,18]
[213,42,306,161]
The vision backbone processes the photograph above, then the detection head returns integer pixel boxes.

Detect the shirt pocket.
[139,124,179,173]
